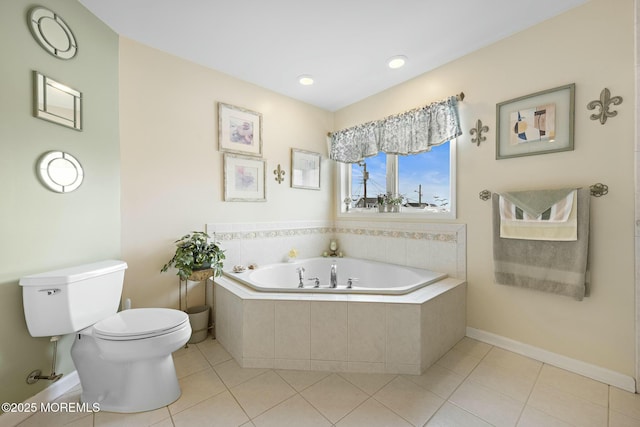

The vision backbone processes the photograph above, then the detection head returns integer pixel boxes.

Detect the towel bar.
[479,183,608,200]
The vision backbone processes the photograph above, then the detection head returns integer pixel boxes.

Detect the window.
[340,140,456,218]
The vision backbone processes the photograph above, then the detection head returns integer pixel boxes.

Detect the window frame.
[337,139,457,220]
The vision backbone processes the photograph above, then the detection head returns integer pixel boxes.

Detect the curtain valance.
[329,95,462,163]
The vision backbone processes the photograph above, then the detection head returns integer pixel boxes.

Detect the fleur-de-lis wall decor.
[479,190,492,201]
[469,119,489,146]
[273,164,285,183]
[587,88,623,125]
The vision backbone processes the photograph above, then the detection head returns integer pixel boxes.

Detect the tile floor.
[15,337,640,427]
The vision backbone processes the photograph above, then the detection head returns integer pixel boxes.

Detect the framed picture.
[223,153,266,201]
[218,103,262,156]
[291,149,321,190]
[496,83,575,159]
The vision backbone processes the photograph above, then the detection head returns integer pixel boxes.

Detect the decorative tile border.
[334,227,457,243]
[210,225,457,244]
[212,227,333,242]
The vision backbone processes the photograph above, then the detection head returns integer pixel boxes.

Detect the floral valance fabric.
[330,96,462,163]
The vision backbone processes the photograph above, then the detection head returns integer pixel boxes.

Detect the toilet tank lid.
[19,260,128,287]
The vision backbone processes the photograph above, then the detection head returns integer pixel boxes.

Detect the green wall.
[0,0,120,406]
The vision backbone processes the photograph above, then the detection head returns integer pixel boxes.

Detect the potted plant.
[388,195,403,213]
[161,231,225,281]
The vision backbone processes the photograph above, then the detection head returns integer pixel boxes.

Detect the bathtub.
[214,256,467,375]
[224,257,447,295]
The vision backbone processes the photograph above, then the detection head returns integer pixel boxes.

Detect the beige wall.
[0,0,120,406]
[335,0,635,377]
[119,38,334,309]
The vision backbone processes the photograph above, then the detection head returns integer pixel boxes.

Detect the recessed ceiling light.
[298,75,314,85]
[387,55,407,69]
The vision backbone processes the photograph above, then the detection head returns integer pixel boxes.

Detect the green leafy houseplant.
[161,232,225,281]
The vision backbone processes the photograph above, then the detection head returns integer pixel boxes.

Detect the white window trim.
[336,139,457,220]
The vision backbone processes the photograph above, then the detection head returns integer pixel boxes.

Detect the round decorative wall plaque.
[28,6,77,60]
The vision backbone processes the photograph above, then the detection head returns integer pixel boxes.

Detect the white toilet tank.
[19,260,128,337]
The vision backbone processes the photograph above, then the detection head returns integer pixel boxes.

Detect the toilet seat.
[93,308,189,341]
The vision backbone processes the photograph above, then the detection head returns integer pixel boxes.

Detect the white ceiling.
[78,0,589,112]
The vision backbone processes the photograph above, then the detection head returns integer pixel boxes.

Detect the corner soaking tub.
[224,257,447,295]
[214,257,467,376]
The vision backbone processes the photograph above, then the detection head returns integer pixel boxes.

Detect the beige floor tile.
[527,383,607,427]
[435,347,483,377]
[197,338,233,366]
[536,365,608,407]
[449,380,524,427]
[404,364,465,399]
[169,367,227,415]
[482,347,542,373]
[275,369,331,392]
[300,374,369,423]
[610,386,640,420]
[335,398,412,427]
[426,402,493,427]
[150,418,174,427]
[172,390,249,427]
[173,343,200,358]
[173,348,211,378]
[609,409,640,427]
[517,406,573,427]
[213,358,268,388]
[339,371,396,395]
[467,359,539,403]
[17,411,93,427]
[25,341,640,427]
[16,389,92,427]
[373,376,444,426]
[452,337,493,359]
[230,371,297,418]
[252,394,331,427]
[94,407,171,427]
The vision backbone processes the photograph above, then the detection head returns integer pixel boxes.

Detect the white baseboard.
[466,327,636,393]
[0,371,80,427]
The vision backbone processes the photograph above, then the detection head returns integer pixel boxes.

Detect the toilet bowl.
[71,308,191,413]
[19,260,192,413]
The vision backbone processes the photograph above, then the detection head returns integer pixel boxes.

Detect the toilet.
[19,260,191,413]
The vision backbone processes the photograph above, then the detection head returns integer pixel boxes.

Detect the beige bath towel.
[492,188,590,300]
[499,190,577,241]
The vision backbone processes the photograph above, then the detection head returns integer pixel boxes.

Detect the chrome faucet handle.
[296,267,305,287]
[347,278,359,289]
[308,277,320,288]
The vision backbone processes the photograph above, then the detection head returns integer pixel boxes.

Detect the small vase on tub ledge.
[161,231,225,343]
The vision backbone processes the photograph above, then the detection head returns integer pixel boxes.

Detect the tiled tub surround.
[209,220,467,375]
[206,221,334,269]
[334,220,466,280]
[215,274,466,375]
[206,220,466,280]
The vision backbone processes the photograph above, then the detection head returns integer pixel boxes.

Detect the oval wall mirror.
[28,7,78,60]
[37,151,84,193]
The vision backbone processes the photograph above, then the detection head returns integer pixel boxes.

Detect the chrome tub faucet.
[330,262,337,288]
